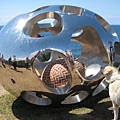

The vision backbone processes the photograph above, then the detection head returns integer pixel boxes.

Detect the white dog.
[103,66,120,120]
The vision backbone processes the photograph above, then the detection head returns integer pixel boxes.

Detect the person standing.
[13,55,17,71]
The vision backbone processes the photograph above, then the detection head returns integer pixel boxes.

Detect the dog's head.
[103,66,113,76]
[103,66,119,83]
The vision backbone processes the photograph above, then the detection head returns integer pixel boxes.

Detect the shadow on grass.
[11,89,114,120]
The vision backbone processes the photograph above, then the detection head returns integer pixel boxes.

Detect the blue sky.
[0,0,120,25]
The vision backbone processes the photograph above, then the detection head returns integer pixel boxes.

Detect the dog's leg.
[113,103,119,120]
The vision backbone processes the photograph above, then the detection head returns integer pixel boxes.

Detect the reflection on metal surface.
[92,78,108,96]
[21,91,52,106]
[61,91,89,104]
[85,64,101,80]
[0,5,119,106]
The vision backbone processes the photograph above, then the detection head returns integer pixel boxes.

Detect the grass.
[0,89,115,120]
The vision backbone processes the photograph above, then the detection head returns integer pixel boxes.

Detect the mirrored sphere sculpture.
[0,5,119,106]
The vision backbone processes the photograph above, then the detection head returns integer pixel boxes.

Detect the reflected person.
[25,57,29,69]
[13,55,17,71]
[108,41,115,64]
[2,54,6,68]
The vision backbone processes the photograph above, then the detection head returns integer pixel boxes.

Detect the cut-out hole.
[23,12,62,37]
[42,58,70,88]
[95,14,117,36]
[11,78,16,83]
[37,52,51,62]
[39,31,53,37]
[72,30,83,37]
[38,18,57,28]
[59,5,84,16]
[70,41,82,59]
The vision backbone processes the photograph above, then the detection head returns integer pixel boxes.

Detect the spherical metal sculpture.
[0,5,119,106]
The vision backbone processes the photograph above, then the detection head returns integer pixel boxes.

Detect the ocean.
[0,25,120,58]
[112,25,120,39]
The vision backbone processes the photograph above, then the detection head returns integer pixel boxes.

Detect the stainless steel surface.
[0,5,119,106]
[92,78,108,96]
[21,91,52,106]
[61,91,89,104]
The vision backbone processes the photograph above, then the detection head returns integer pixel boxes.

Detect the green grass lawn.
[0,89,114,120]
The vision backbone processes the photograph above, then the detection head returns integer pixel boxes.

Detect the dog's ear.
[118,66,120,72]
